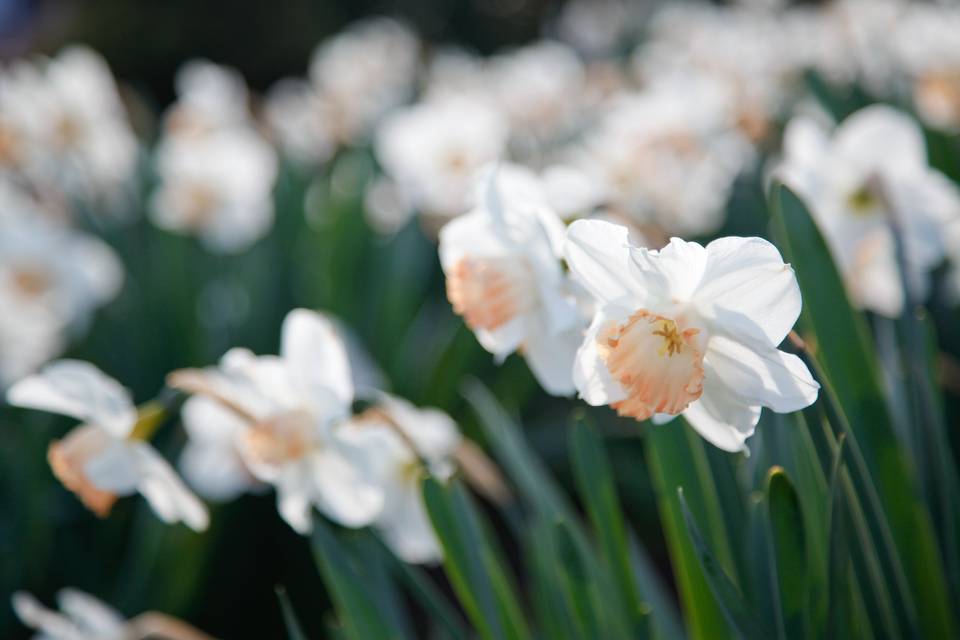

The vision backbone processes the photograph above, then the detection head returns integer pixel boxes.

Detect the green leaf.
[552,518,604,639]
[462,380,682,639]
[422,477,531,640]
[569,416,648,637]
[766,468,808,640]
[274,586,308,640]
[310,519,409,640]
[768,181,955,637]
[646,420,738,640]
[678,488,772,640]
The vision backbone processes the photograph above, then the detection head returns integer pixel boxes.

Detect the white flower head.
[439,164,586,395]
[175,309,385,534]
[7,360,209,530]
[777,105,960,316]
[565,219,820,452]
[309,17,420,143]
[375,96,508,222]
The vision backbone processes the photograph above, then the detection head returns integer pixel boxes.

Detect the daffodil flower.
[349,393,461,564]
[565,219,820,452]
[6,360,209,530]
[778,105,960,316]
[172,309,385,534]
[439,166,586,395]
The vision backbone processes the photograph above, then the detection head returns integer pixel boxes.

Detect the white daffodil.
[173,308,385,534]
[151,61,277,253]
[579,76,753,236]
[0,46,137,208]
[349,393,461,564]
[0,211,122,385]
[439,165,585,395]
[777,105,960,317]
[264,79,337,166]
[375,96,508,223]
[308,17,419,144]
[12,589,126,640]
[565,219,820,452]
[7,360,209,530]
[489,40,584,141]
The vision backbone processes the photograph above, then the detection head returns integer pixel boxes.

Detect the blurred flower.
[578,76,753,236]
[350,393,461,564]
[11,589,216,640]
[12,589,125,640]
[554,0,635,58]
[7,360,209,530]
[375,96,507,223]
[172,309,385,533]
[151,61,277,253]
[439,165,585,395]
[894,4,960,131]
[777,105,960,317]
[308,17,419,144]
[0,204,122,385]
[0,46,137,209]
[565,219,819,452]
[489,41,584,142]
[264,78,337,166]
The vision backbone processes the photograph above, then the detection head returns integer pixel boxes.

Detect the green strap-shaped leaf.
[274,586,308,640]
[462,380,683,639]
[310,519,409,640]
[422,477,531,640]
[678,489,773,640]
[569,417,649,637]
[646,420,739,639]
[768,181,955,637]
[766,468,808,640]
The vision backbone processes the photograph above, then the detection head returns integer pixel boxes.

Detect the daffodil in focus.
[439,165,586,396]
[171,308,385,534]
[6,360,209,530]
[565,219,819,452]
[777,105,960,316]
[349,393,461,564]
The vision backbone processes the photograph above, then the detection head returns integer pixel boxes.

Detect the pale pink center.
[446,256,534,331]
[241,411,314,468]
[597,310,705,421]
[48,425,117,518]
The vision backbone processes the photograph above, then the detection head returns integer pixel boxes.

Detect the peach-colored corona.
[446,257,531,331]
[597,310,704,421]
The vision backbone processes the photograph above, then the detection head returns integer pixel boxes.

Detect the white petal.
[56,589,125,635]
[682,392,759,454]
[376,394,462,466]
[522,322,580,396]
[7,360,136,438]
[630,237,708,303]
[572,310,628,406]
[130,443,210,532]
[179,441,253,502]
[11,591,84,639]
[281,309,354,408]
[834,105,927,174]
[704,334,819,413]
[564,219,642,305]
[83,441,142,495]
[376,481,442,565]
[276,465,315,534]
[181,395,249,444]
[695,236,801,345]
[310,446,384,528]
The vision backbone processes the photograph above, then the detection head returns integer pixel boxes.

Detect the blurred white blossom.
[151,61,277,253]
[12,589,126,640]
[7,360,209,530]
[777,105,960,316]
